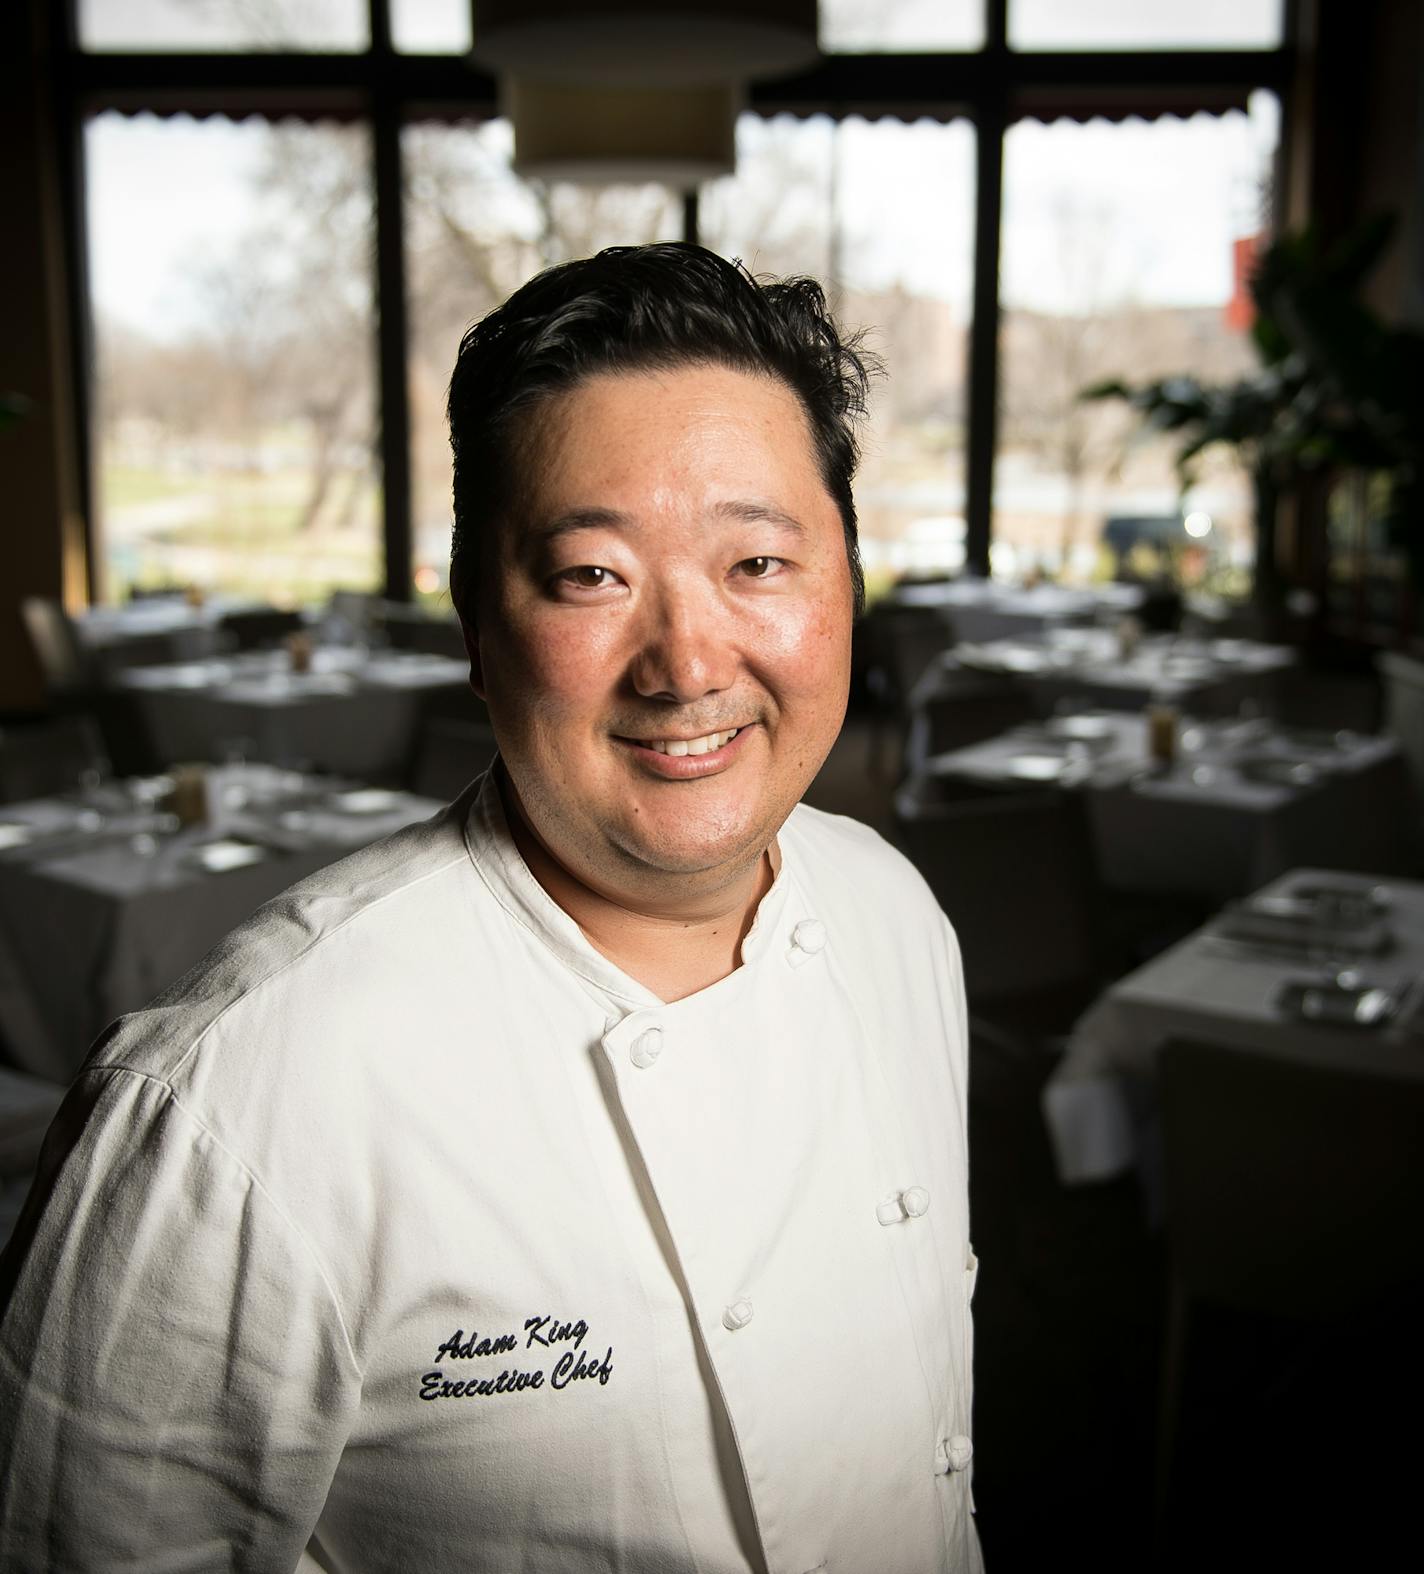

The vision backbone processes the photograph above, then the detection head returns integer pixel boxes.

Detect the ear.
[459,614,487,700]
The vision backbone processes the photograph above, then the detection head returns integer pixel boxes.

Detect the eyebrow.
[528,500,808,546]
[711,499,808,537]
[526,507,626,547]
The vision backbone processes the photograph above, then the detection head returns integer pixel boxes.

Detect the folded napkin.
[1274,976,1397,1028]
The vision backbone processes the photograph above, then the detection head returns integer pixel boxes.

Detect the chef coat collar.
[462,765,795,1009]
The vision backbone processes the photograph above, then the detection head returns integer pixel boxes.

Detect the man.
[0,244,981,1572]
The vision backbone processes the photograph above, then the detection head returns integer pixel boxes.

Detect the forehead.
[514,363,825,503]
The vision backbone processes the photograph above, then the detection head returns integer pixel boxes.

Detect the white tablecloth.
[1045,869,1424,1197]
[945,631,1295,715]
[888,580,1141,643]
[77,597,278,670]
[0,768,445,1083]
[919,712,1408,898]
[118,648,469,776]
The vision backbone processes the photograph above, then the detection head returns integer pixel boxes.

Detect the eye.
[734,556,785,580]
[552,565,622,593]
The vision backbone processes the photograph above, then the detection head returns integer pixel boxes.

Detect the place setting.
[1206,880,1396,961]
[1185,878,1423,1038]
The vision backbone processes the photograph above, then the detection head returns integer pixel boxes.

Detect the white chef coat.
[0,770,982,1574]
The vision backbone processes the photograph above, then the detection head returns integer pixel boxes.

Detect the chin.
[616,813,778,880]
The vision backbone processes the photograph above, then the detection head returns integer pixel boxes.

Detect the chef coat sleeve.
[0,1064,362,1572]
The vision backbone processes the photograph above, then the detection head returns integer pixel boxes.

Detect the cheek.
[749,596,853,698]
[491,610,626,718]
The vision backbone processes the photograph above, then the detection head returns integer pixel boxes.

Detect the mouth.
[638,727,740,757]
[613,724,753,777]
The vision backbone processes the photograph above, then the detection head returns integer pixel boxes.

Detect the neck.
[499,776,775,1003]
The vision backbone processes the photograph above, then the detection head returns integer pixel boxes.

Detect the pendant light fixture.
[470,1,818,85]
[506,76,740,184]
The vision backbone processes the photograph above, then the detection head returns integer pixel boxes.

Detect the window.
[1009,0,1283,52]
[87,112,381,603]
[821,0,983,53]
[79,0,368,52]
[994,94,1280,592]
[392,0,471,53]
[61,7,1292,606]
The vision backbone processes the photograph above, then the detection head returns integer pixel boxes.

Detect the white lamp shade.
[472,1,818,85]
[507,77,739,184]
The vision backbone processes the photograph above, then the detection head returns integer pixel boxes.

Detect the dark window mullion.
[53,0,98,602]
[370,0,412,601]
[964,0,1008,578]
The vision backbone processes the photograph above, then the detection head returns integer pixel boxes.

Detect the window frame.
[52,0,1296,603]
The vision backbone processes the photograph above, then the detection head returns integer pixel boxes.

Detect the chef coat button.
[792,919,826,954]
[629,1028,663,1068]
[721,1299,754,1331]
[938,1434,974,1473]
[902,1186,930,1218]
[876,1195,907,1226]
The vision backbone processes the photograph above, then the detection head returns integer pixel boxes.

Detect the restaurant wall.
[1289,0,1424,326]
[1347,0,1424,325]
[0,0,87,715]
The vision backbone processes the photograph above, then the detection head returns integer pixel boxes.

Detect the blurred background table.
[117,646,469,779]
[1044,868,1424,1196]
[884,577,1144,642]
[0,764,443,1083]
[923,629,1295,722]
[909,711,1408,900]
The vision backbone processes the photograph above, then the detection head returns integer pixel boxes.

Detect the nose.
[627,581,739,704]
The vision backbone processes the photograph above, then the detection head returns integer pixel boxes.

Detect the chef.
[0,243,982,1573]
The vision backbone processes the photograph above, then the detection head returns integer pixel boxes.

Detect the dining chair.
[904,655,1038,772]
[325,589,381,644]
[1155,1036,1424,1553]
[894,787,1106,1034]
[859,601,956,779]
[17,603,161,777]
[378,604,467,660]
[1381,649,1424,817]
[407,717,499,803]
[216,607,306,651]
[1272,662,1382,734]
[0,715,110,804]
[20,598,92,700]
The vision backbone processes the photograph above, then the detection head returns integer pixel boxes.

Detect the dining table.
[76,595,282,671]
[1043,868,1424,1216]
[885,577,1144,643]
[936,628,1296,717]
[0,765,446,1084]
[116,645,470,778]
[911,709,1409,900]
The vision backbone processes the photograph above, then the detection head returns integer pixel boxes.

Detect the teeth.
[642,728,739,756]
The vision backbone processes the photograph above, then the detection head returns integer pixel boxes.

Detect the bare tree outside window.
[995,100,1279,591]
[79,0,368,51]
[88,114,380,603]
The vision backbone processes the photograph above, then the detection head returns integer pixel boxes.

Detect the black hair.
[446,242,878,619]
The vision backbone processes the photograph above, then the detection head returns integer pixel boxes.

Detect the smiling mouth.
[632,727,741,757]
